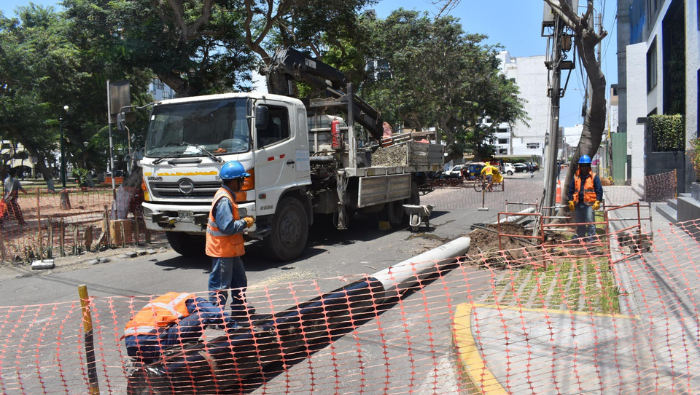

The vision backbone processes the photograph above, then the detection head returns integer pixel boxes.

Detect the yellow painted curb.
[452,303,638,394]
[478,303,640,319]
[452,303,508,395]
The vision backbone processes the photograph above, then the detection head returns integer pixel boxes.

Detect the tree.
[240,0,374,91]
[359,10,526,162]
[0,6,75,180]
[543,0,607,209]
[1,5,153,178]
[63,0,257,98]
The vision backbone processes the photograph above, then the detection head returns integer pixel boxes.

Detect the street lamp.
[59,105,70,188]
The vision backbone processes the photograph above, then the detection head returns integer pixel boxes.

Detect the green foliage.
[63,0,256,97]
[649,114,684,152]
[688,138,700,182]
[356,9,526,161]
[0,4,152,176]
[71,167,89,186]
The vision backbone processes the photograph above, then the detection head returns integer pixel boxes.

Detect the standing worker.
[123,292,236,364]
[206,161,256,318]
[567,155,603,242]
[1,169,28,228]
[480,161,500,192]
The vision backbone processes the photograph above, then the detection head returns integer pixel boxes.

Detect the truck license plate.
[177,210,194,222]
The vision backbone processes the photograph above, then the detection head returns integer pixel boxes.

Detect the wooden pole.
[59,218,66,257]
[72,226,79,255]
[78,285,101,395]
[36,189,43,260]
[48,218,54,258]
[104,206,111,248]
[134,217,139,246]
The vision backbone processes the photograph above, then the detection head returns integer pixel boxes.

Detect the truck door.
[254,102,298,216]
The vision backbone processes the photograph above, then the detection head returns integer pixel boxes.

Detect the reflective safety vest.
[573,171,598,205]
[123,292,194,337]
[205,187,245,258]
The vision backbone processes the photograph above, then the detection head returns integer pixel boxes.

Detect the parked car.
[503,163,515,175]
[527,162,540,171]
[444,165,464,178]
[513,163,528,172]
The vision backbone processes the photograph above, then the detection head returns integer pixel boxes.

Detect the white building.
[1,140,37,177]
[618,0,699,192]
[495,51,551,158]
[149,78,176,101]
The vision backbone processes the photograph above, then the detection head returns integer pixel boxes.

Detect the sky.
[1,0,618,129]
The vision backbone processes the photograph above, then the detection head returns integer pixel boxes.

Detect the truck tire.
[264,197,309,261]
[166,232,206,257]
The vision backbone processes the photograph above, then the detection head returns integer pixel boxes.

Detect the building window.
[647,39,658,92]
[498,138,508,144]
[154,79,164,90]
[527,143,540,149]
[498,127,508,134]
[162,91,171,100]
[498,148,508,154]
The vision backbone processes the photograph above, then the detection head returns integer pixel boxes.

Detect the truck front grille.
[150,180,221,199]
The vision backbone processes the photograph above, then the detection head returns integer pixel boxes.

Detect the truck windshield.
[146,99,250,158]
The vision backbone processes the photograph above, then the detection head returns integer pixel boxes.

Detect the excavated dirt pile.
[464,223,562,270]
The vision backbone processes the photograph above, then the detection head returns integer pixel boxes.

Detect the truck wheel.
[264,197,309,261]
[166,232,205,257]
[387,200,405,228]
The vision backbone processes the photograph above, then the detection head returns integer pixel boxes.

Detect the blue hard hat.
[578,155,592,164]
[219,161,250,180]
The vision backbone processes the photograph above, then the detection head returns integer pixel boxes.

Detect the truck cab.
[141,93,311,258]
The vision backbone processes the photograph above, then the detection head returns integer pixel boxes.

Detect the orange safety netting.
[0,188,162,262]
[1,213,699,394]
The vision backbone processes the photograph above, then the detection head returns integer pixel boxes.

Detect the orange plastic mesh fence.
[0,188,162,262]
[2,217,700,394]
[644,170,677,202]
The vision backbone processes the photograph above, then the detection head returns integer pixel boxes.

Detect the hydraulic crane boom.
[265,48,384,141]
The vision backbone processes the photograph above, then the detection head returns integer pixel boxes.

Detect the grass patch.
[483,256,621,314]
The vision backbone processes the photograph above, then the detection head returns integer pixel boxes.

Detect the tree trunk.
[560,26,607,210]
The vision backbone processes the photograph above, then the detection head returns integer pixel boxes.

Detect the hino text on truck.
[136,48,444,261]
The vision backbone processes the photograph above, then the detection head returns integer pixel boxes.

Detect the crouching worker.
[123,292,237,364]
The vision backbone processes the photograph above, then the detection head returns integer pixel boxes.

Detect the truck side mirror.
[255,106,269,131]
[117,112,126,132]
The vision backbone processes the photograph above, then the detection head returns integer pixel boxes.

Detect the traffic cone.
[555,180,562,204]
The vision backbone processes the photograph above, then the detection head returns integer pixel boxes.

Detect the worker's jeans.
[574,203,596,241]
[209,256,247,308]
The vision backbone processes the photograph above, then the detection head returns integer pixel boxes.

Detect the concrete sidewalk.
[453,304,659,394]
[452,186,700,394]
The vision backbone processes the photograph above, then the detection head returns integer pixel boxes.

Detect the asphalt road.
[0,172,543,394]
[0,172,544,307]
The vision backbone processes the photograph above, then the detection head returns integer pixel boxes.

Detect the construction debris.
[371,144,407,167]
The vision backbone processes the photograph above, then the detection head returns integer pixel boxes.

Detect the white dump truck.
[139,48,444,261]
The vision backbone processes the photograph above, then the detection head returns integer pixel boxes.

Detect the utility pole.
[542,16,564,216]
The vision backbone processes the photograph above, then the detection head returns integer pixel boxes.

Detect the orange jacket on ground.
[124,292,195,337]
[206,187,245,257]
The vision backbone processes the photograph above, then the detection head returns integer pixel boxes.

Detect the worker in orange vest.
[206,161,256,317]
[123,292,236,363]
[567,155,603,242]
